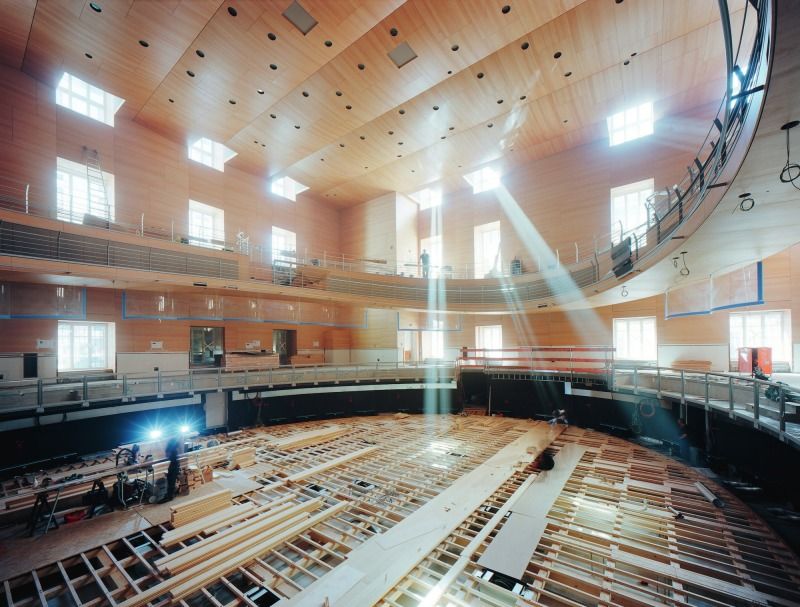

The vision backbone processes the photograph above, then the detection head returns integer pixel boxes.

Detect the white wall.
[0,354,56,380]
[349,348,400,364]
[116,352,189,375]
[657,344,729,372]
[204,392,227,429]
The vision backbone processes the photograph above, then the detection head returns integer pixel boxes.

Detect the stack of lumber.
[117,499,347,607]
[672,360,713,372]
[169,489,232,527]
[266,426,349,451]
[228,446,257,469]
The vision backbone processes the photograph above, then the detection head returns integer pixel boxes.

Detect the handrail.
[0,1,773,302]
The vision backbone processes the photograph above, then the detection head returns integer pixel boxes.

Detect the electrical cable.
[780,124,800,191]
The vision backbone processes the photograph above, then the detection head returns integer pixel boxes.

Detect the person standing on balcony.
[420,249,430,278]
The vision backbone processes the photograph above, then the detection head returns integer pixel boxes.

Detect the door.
[273,329,297,365]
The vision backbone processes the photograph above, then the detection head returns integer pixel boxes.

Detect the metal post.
[157,370,162,395]
[188,370,194,391]
[217,367,222,389]
[680,370,685,404]
[779,387,786,433]
[753,380,759,421]
[140,213,144,237]
[704,373,710,404]
[656,367,662,395]
[122,374,128,396]
[728,376,734,413]
[574,242,579,263]
[25,183,30,214]
[37,379,43,407]
[82,376,88,402]
[244,368,248,388]
[633,367,639,395]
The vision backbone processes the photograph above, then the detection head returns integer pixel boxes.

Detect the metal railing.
[611,364,799,448]
[0,361,456,414]
[0,0,773,305]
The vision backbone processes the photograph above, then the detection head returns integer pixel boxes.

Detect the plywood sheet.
[477,443,586,580]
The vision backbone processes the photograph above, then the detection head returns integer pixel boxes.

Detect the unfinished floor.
[2,414,799,607]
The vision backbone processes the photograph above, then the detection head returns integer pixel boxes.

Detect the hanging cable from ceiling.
[779,121,800,191]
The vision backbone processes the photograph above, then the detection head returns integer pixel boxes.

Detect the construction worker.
[160,437,181,503]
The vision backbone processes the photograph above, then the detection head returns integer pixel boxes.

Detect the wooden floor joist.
[3,417,800,607]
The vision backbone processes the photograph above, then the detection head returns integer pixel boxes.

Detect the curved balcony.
[0,0,777,312]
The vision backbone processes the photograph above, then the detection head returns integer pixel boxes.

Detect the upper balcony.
[0,0,788,313]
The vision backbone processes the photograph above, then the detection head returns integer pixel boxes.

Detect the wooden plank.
[159,503,255,547]
[477,443,587,579]
[266,426,350,451]
[280,422,563,606]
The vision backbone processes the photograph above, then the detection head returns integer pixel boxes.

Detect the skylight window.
[463,167,501,194]
[56,72,124,126]
[188,137,237,172]
[408,187,442,210]
[271,176,308,201]
[606,102,654,146]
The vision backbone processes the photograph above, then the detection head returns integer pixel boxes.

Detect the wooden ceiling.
[1,0,738,207]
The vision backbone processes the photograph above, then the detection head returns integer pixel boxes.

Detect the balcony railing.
[0,0,773,305]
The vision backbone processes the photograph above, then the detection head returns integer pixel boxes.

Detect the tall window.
[409,187,442,210]
[58,321,115,372]
[476,325,502,359]
[610,178,654,247]
[730,310,792,365]
[188,137,237,172]
[56,72,124,126]
[421,320,444,360]
[272,226,297,265]
[607,102,654,146]
[420,235,442,278]
[613,317,657,361]
[474,221,501,278]
[56,157,115,224]
[463,167,501,194]
[188,200,225,249]
[271,177,308,202]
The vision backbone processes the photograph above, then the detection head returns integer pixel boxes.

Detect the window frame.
[56,72,124,126]
[188,200,225,249]
[610,178,655,247]
[271,177,309,202]
[463,167,501,194]
[729,309,792,365]
[188,137,237,172]
[613,316,657,362]
[271,226,297,265]
[475,325,503,359]
[57,320,115,372]
[56,157,115,224]
[473,221,502,279]
[607,102,654,146]
[409,187,442,210]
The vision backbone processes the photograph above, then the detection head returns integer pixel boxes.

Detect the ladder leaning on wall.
[83,146,111,226]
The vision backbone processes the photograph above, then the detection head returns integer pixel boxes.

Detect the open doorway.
[273,329,297,365]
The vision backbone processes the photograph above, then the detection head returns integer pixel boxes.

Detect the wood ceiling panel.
[134,0,407,144]
[21,0,223,115]
[280,2,728,205]
[0,0,36,70]
[227,0,587,177]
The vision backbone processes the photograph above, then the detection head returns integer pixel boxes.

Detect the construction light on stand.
[179,424,191,434]
[148,428,163,440]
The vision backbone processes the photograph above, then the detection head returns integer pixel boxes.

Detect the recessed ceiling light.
[433,105,439,110]
[563,119,569,123]
[501,5,511,14]
[519,95,527,100]
[254,140,258,144]
[631,52,637,56]
[564,71,572,77]
[448,126,454,130]
[360,135,366,140]
[441,136,446,140]
[186,70,195,77]
[397,154,402,158]
[196,49,205,57]
[302,91,309,97]
[84,52,93,59]
[357,63,365,70]
[168,98,174,103]
[261,144,265,147]
[554,51,562,59]
[477,72,484,79]
[320,158,324,161]
[270,113,276,118]
[324,40,332,47]
[399,109,405,115]
[388,130,394,135]
[294,125,300,129]
[269,63,277,70]
[227,6,237,16]
[267,32,277,41]
[89,2,102,12]
[451,44,459,51]
[229,99,237,104]
[615,0,624,4]
[623,60,630,66]
[345,104,352,110]
[447,70,452,75]
[521,41,530,50]
[257,89,264,94]
[339,143,345,147]
[398,142,403,145]
[138,40,149,47]
[487,123,493,128]
[335,90,342,96]
[497,99,503,104]
[390,27,398,36]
